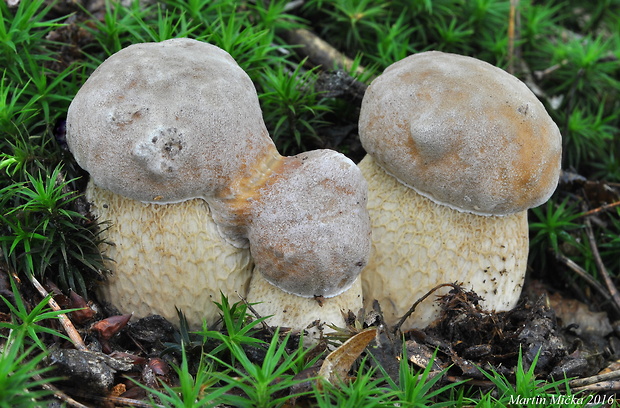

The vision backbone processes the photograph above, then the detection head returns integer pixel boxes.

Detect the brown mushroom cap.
[66,38,276,208]
[359,51,562,216]
[248,149,371,298]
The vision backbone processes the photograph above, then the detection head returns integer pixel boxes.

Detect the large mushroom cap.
[359,51,562,216]
[66,38,275,205]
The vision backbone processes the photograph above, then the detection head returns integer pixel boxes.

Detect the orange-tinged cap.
[359,51,562,215]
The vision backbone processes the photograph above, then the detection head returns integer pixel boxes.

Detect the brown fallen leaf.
[69,290,96,324]
[91,314,133,341]
[91,314,132,353]
[318,328,377,385]
[548,292,613,337]
[146,357,170,376]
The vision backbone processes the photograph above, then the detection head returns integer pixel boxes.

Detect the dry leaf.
[548,293,613,336]
[318,328,377,385]
[69,290,96,324]
[91,314,132,340]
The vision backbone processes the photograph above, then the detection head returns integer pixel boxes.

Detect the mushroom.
[67,38,272,326]
[357,51,562,329]
[67,38,371,332]
[246,149,370,337]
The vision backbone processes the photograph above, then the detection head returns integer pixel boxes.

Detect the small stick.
[555,253,620,316]
[26,273,88,351]
[394,283,458,334]
[579,200,620,218]
[283,28,365,74]
[507,0,519,74]
[34,374,91,408]
[236,291,274,335]
[60,387,163,408]
[584,217,620,313]
[569,369,620,388]
[571,380,620,393]
[533,59,568,80]
[99,395,163,408]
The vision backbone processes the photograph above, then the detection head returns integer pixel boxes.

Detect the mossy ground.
[1,0,620,406]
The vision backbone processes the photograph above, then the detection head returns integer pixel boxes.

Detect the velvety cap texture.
[248,150,371,298]
[359,51,562,215]
[66,38,274,204]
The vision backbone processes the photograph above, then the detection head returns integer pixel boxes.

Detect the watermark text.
[509,393,616,406]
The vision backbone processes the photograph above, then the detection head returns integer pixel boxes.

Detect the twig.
[571,380,620,393]
[84,394,162,408]
[507,0,520,74]
[555,253,620,315]
[283,0,304,12]
[579,200,620,218]
[282,28,365,74]
[584,217,620,313]
[100,395,163,407]
[394,283,458,334]
[533,59,569,80]
[520,60,550,100]
[34,374,91,408]
[26,273,88,351]
[569,369,620,388]
[236,291,274,336]
[60,387,163,408]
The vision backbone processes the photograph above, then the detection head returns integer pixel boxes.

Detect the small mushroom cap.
[248,150,371,298]
[359,51,562,216]
[66,38,275,204]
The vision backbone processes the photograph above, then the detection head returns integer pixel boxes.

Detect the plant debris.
[393,282,620,386]
[45,347,134,394]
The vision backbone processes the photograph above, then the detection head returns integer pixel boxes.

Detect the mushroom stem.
[87,182,253,327]
[359,155,529,328]
[246,268,363,341]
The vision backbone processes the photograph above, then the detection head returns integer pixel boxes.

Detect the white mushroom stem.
[87,182,253,327]
[247,270,363,340]
[359,156,528,328]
